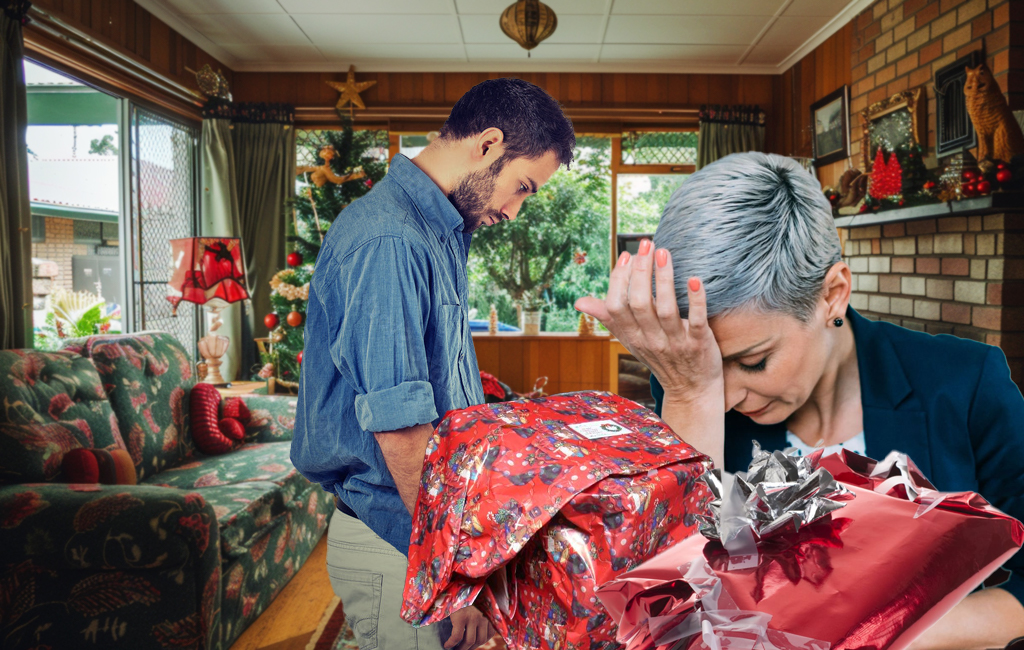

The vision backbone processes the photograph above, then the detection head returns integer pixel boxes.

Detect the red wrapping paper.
[596,450,1024,650]
[402,391,712,650]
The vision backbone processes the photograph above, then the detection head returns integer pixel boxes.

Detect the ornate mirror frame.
[860,87,926,170]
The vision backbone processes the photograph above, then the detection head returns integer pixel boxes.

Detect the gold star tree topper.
[327,66,376,115]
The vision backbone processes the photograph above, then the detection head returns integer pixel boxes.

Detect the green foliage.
[467,137,612,331]
[88,134,118,156]
[617,174,688,235]
[34,306,116,351]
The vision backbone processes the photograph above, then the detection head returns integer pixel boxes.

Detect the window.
[31,215,45,242]
[73,220,102,245]
[621,131,698,166]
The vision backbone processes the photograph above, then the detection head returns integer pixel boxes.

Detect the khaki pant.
[326,509,445,650]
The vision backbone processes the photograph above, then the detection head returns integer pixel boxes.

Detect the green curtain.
[200,115,245,381]
[0,4,31,349]
[696,105,766,170]
[232,112,295,344]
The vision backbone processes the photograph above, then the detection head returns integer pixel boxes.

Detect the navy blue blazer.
[652,307,1024,604]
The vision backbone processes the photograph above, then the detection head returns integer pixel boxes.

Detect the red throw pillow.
[62,448,137,485]
[190,383,245,455]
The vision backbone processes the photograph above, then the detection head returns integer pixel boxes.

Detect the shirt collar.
[388,154,465,242]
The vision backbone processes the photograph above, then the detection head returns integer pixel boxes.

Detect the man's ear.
[473,127,505,162]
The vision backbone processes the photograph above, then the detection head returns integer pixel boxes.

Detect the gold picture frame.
[860,87,926,170]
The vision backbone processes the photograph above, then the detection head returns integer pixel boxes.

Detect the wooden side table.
[215,381,267,397]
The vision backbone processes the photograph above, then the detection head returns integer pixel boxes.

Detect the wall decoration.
[861,88,926,168]
[934,51,981,157]
[810,86,850,167]
[326,65,376,117]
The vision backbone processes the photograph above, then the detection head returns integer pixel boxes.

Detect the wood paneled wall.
[26,0,230,119]
[472,333,610,395]
[773,22,856,189]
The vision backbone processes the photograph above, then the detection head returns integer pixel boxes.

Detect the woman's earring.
[833,317,844,328]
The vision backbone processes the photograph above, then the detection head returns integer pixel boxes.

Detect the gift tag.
[567,419,632,440]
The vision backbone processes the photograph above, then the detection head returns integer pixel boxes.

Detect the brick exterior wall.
[31,217,89,293]
[850,0,1022,169]
[845,212,1024,381]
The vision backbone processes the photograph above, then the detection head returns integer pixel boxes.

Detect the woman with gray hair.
[576,152,1024,649]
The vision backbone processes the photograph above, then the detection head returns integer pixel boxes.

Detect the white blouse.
[784,430,866,458]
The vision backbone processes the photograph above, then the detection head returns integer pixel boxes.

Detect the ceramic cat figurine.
[964,63,1024,163]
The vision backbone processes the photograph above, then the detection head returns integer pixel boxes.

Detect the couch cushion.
[141,442,318,559]
[0,349,125,484]
[63,333,196,481]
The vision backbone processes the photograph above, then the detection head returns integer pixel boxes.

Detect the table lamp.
[167,237,249,386]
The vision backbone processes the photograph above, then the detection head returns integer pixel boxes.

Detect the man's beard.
[447,155,508,233]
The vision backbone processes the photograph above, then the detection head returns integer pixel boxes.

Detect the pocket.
[325,566,383,650]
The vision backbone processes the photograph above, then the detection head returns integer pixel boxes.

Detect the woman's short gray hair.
[653,152,842,322]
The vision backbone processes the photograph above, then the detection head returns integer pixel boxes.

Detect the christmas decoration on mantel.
[500,0,557,57]
[326,65,376,117]
[859,88,936,213]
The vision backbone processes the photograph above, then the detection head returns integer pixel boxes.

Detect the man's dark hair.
[439,78,575,167]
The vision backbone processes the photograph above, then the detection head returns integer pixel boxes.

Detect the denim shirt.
[291,154,485,555]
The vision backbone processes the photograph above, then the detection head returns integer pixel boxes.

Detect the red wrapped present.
[596,447,1024,650]
[401,391,712,650]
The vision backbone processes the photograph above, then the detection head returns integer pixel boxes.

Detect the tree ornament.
[573,249,587,265]
[296,145,366,189]
[963,169,978,181]
[287,252,303,267]
[488,304,498,335]
[997,163,1007,170]
[297,351,303,364]
[264,313,280,329]
[977,180,992,195]
[286,311,303,327]
[997,169,1013,184]
[258,363,275,379]
[269,327,285,343]
[326,65,377,116]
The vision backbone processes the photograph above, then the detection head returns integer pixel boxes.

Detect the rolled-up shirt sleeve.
[318,235,438,433]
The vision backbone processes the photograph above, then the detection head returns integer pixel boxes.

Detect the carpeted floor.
[305,599,506,650]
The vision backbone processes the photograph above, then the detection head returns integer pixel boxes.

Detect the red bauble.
[977,180,992,195]
[923,181,936,190]
[297,351,303,364]
[287,252,303,267]
[997,163,1008,170]
[963,169,978,181]
[286,311,303,327]
[997,169,1013,184]
[264,313,279,329]
[962,183,976,197]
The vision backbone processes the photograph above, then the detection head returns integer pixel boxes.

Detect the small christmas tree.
[488,304,498,335]
[577,312,594,336]
[869,148,888,199]
[257,114,387,385]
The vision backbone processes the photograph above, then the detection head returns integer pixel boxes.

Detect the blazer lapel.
[848,309,932,477]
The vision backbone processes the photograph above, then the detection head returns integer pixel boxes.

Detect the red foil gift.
[401,391,712,650]
[596,448,1024,650]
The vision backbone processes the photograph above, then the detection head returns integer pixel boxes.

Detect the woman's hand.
[575,240,726,466]
[575,240,723,404]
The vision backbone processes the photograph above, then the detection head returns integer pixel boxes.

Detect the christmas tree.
[257,115,387,386]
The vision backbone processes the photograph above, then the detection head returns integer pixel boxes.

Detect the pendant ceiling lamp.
[500,0,557,57]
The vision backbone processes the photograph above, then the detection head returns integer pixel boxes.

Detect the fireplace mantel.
[834,193,1024,228]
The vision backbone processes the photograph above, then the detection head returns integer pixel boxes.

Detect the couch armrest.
[238,394,297,443]
[0,483,221,649]
[0,482,219,572]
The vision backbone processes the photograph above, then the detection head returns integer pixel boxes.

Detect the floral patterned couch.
[0,333,335,650]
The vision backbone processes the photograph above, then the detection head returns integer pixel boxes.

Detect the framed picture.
[860,87,926,170]
[810,85,850,167]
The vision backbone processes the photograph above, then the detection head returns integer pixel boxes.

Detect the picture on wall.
[811,85,850,167]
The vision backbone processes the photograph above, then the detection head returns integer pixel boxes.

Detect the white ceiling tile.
[293,14,463,45]
[785,0,855,17]
[605,15,767,45]
[163,0,285,13]
[466,43,600,60]
[611,0,784,15]
[278,0,452,13]
[318,43,468,60]
[185,13,312,46]
[222,44,327,63]
[757,15,832,49]
[743,45,796,65]
[600,44,746,64]
[456,0,607,15]
[460,14,604,44]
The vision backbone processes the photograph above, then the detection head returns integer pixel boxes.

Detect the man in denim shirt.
[292,79,575,650]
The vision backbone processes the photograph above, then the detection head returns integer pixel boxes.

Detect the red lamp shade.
[167,237,249,313]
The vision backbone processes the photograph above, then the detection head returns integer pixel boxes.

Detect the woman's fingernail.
[639,239,651,255]
[618,251,630,267]
[655,249,668,268]
[688,277,701,292]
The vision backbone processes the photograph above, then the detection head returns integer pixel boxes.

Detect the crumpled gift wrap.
[597,447,1024,650]
[401,391,713,650]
